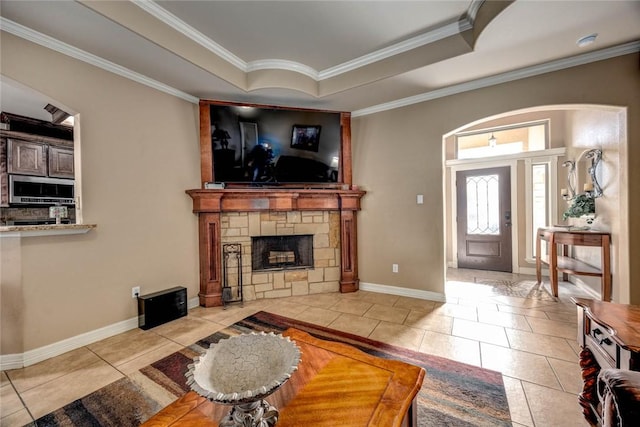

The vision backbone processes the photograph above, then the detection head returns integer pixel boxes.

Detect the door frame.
[448,159,519,272]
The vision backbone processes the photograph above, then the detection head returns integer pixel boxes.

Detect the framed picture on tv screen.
[291,125,321,152]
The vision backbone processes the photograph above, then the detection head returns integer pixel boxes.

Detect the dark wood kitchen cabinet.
[7,139,47,176]
[48,146,74,178]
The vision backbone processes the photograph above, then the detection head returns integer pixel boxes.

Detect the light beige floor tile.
[327,313,379,337]
[20,360,123,419]
[363,304,409,324]
[477,308,532,331]
[525,316,577,340]
[489,296,553,309]
[505,328,579,362]
[116,341,185,375]
[152,316,226,346]
[545,310,578,324]
[480,343,561,389]
[0,408,33,427]
[1,382,24,418]
[257,300,308,318]
[522,381,586,426]
[0,372,9,386]
[431,303,478,321]
[368,321,424,351]
[196,304,261,323]
[419,331,481,367]
[330,299,373,316]
[351,290,400,307]
[567,338,582,356]
[294,306,341,326]
[502,376,534,427]
[7,347,102,393]
[547,357,583,394]
[404,310,453,334]
[287,293,341,309]
[452,318,509,347]
[87,328,174,367]
[392,296,437,312]
[497,304,550,319]
[456,299,499,310]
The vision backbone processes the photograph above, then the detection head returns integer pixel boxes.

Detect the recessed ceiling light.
[577,33,598,48]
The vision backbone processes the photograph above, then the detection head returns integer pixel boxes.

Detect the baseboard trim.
[1,297,201,370]
[359,281,446,302]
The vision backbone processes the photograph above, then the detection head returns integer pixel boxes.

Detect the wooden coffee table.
[142,328,425,427]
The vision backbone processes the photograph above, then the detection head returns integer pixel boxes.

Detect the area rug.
[35,311,511,426]
[474,277,558,301]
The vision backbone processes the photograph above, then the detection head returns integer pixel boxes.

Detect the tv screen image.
[209,105,341,184]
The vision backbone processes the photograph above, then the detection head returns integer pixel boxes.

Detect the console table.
[536,227,611,301]
[142,328,425,427]
[572,298,640,425]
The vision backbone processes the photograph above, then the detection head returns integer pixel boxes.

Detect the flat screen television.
[209,104,342,184]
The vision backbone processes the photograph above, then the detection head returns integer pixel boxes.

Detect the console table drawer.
[587,321,616,367]
[553,232,603,246]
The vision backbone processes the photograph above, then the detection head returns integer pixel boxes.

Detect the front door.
[456,167,512,272]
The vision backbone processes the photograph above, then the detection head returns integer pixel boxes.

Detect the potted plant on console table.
[563,193,596,225]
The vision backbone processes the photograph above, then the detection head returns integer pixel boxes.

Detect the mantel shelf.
[186,188,366,213]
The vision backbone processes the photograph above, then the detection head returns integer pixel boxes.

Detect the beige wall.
[1,31,639,358]
[1,33,201,354]
[564,109,626,299]
[353,53,639,303]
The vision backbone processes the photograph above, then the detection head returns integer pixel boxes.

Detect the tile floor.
[1,269,593,426]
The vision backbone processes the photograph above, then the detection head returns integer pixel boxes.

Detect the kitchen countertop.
[0,223,97,237]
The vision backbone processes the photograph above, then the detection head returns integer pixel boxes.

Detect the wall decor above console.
[187,100,364,307]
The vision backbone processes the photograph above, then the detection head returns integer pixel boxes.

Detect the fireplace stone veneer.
[222,212,339,300]
[187,188,365,307]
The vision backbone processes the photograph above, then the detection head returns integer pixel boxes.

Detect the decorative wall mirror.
[561,148,602,224]
[562,148,603,199]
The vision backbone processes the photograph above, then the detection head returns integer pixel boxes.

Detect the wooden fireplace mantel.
[186,188,366,307]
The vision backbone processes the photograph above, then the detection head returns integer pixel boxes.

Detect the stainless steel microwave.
[9,175,75,205]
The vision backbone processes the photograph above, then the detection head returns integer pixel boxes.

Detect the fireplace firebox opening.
[252,235,314,271]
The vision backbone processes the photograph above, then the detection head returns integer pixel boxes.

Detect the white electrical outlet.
[392,264,399,273]
[132,286,140,299]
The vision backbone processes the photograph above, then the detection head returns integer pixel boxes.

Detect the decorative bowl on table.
[185,331,301,427]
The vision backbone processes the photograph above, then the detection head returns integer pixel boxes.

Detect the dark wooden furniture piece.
[142,328,425,427]
[572,298,640,425]
[536,227,611,301]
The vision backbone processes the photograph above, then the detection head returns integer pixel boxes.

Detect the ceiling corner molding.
[0,17,199,104]
[319,20,470,80]
[132,0,247,71]
[352,40,640,117]
[246,59,319,80]
[133,0,479,82]
[466,0,487,24]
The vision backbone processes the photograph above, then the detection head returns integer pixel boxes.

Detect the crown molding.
[352,40,640,117]
[318,19,472,80]
[134,0,476,81]
[246,59,319,80]
[132,0,246,70]
[0,17,199,104]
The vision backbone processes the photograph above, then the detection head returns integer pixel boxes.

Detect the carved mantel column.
[187,188,365,307]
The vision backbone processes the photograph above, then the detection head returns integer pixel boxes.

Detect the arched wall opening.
[443,104,628,302]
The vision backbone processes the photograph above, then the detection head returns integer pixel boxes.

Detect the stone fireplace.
[187,188,365,307]
[221,211,340,300]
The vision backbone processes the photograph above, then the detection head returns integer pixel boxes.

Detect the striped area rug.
[35,311,511,426]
